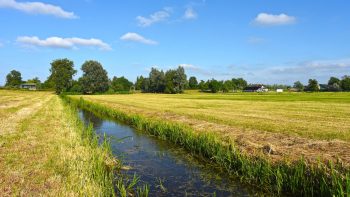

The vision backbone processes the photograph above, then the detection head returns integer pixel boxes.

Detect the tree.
[198,80,208,91]
[5,70,22,87]
[141,78,150,92]
[111,76,133,91]
[69,80,83,93]
[149,68,166,93]
[222,80,234,93]
[80,60,109,94]
[27,77,41,89]
[341,75,350,91]
[188,76,198,89]
[49,59,76,94]
[135,76,144,90]
[232,78,247,91]
[208,79,220,93]
[307,79,320,92]
[328,77,340,86]
[293,81,304,91]
[164,66,187,94]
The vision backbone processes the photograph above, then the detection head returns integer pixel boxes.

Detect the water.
[78,109,257,196]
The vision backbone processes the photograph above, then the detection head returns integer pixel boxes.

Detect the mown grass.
[0,90,116,196]
[73,92,350,142]
[66,95,350,196]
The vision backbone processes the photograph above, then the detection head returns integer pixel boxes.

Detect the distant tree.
[341,75,350,91]
[149,68,166,93]
[188,76,198,89]
[222,80,234,93]
[42,75,55,89]
[135,76,144,90]
[111,76,133,91]
[328,77,340,86]
[69,80,83,93]
[232,78,247,91]
[293,81,304,91]
[5,70,22,87]
[164,66,187,94]
[208,79,220,93]
[307,79,320,92]
[198,80,207,91]
[141,78,150,92]
[26,77,42,89]
[49,59,76,94]
[80,60,109,94]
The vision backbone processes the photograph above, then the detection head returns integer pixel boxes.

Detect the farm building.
[276,89,284,93]
[20,83,37,90]
[243,85,268,92]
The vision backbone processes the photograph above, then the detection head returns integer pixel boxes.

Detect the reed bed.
[65,95,350,196]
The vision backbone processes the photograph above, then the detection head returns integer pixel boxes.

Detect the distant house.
[243,85,268,92]
[20,83,37,90]
[276,89,283,93]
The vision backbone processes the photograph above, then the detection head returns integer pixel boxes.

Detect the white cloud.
[179,64,212,76]
[120,33,158,45]
[136,7,171,27]
[183,7,197,19]
[16,36,111,50]
[254,13,296,26]
[0,0,77,19]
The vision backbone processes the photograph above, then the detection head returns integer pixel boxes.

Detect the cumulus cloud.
[183,7,197,19]
[120,33,158,45]
[136,7,171,27]
[0,0,77,19]
[254,13,296,26]
[16,36,111,50]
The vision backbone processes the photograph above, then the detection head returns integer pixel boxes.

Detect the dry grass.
[0,90,114,196]
[72,92,350,164]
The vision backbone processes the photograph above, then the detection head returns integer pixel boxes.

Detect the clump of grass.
[64,95,350,196]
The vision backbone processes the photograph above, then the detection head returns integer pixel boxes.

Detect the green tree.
[293,81,304,91]
[188,76,198,89]
[328,77,340,86]
[198,80,207,91]
[307,79,320,92]
[80,60,109,94]
[141,78,150,92]
[27,77,42,89]
[164,66,187,94]
[341,75,350,91]
[149,68,166,93]
[135,76,144,90]
[111,76,133,91]
[222,80,234,93]
[68,80,83,93]
[49,59,76,94]
[232,78,247,91]
[208,79,220,93]
[5,70,22,87]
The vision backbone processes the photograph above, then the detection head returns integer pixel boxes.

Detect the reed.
[64,95,350,196]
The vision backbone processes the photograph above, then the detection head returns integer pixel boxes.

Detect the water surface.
[79,109,257,196]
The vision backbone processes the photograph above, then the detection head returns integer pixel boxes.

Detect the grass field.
[72,92,350,165]
[0,90,115,196]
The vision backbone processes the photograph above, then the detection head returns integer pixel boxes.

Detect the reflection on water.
[79,109,256,196]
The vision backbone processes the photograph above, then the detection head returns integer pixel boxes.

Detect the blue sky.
[1,0,350,85]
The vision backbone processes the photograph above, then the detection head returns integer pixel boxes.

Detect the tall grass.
[64,95,350,196]
[61,95,151,196]
[60,96,117,196]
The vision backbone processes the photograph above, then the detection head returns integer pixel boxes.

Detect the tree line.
[4,58,350,94]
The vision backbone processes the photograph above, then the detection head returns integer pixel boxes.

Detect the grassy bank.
[65,95,350,196]
[0,90,115,196]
